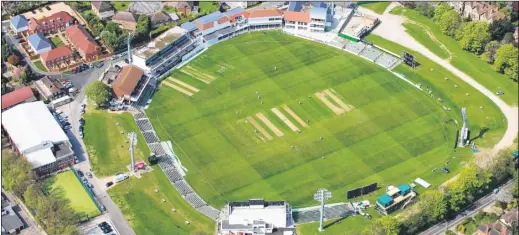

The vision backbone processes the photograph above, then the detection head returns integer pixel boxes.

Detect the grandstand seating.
[292,203,353,224]
[136,119,153,131]
[375,53,400,69]
[198,206,220,220]
[143,132,159,143]
[174,180,194,195]
[134,113,147,120]
[344,41,366,55]
[185,193,206,208]
[148,143,166,156]
[359,46,383,62]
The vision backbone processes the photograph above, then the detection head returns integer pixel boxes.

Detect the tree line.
[410,2,518,81]
[2,150,80,235]
[360,150,517,235]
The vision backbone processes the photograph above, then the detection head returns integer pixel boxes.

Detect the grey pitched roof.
[1,215,24,232]
[27,33,52,51]
[196,11,225,25]
[112,11,137,23]
[10,15,28,30]
[181,21,198,31]
[92,1,113,12]
[151,11,171,23]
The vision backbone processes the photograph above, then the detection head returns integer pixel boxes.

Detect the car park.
[441,167,450,173]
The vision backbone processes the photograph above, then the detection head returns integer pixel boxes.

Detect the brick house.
[40,46,75,71]
[91,1,115,19]
[27,11,75,35]
[450,2,506,23]
[165,1,197,16]
[150,11,172,29]
[477,221,513,235]
[65,25,100,62]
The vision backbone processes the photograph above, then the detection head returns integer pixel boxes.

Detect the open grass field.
[199,1,219,15]
[83,111,150,177]
[112,1,129,12]
[402,23,450,60]
[33,60,48,72]
[145,31,495,213]
[108,165,214,235]
[44,170,100,218]
[389,6,519,106]
[358,1,391,14]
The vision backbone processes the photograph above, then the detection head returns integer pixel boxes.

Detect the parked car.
[74,156,78,163]
[88,183,93,188]
[124,58,129,64]
[100,205,106,211]
[79,118,85,125]
[496,90,504,95]
[97,62,104,68]
[106,181,114,187]
[80,133,84,139]
[441,167,450,173]
[102,227,112,234]
[63,125,71,130]
[45,6,51,10]
[71,68,77,73]
[56,110,63,115]
[77,170,84,177]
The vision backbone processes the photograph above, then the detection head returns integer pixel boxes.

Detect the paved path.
[420,180,515,235]
[361,3,518,153]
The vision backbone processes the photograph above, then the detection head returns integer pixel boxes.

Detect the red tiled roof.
[283,11,310,23]
[28,11,74,31]
[40,46,74,63]
[246,9,283,18]
[112,65,144,99]
[217,17,229,24]
[66,25,99,56]
[227,11,250,23]
[1,87,35,110]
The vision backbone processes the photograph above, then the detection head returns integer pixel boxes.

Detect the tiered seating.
[164,167,183,182]
[359,46,383,62]
[136,119,153,131]
[375,53,400,69]
[143,132,159,143]
[293,204,353,224]
[134,113,147,120]
[345,41,366,55]
[185,193,206,208]
[174,180,194,195]
[149,143,166,156]
[198,206,220,220]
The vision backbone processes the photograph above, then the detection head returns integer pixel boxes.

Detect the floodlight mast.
[128,132,137,172]
[314,188,332,232]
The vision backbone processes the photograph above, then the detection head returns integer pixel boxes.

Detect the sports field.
[147,31,474,208]
[45,170,100,218]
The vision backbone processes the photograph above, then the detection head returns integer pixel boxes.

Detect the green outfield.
[146,31,482,210]
[45,170,100,218]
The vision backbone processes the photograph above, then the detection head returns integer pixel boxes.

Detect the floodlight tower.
[314,188,332,232]
[459,107,468,147]
[127,32,134,64]
[128,132,137,172]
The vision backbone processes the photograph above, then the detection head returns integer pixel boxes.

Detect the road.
[361,3,518,153]
[420,180,515,235]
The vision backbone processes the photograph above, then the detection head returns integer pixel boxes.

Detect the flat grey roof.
[221,220,251,230]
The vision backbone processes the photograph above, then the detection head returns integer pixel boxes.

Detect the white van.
[113,173,129,183]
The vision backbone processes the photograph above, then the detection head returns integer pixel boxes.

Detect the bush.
[445,229,457,235]
[457,224,466,233]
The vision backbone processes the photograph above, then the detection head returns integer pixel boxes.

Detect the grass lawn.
[164,5,176,13]
[199,1,219,15]
[108,165,214,235]
[83,111,150,177]
[145,31,500,214]
[33,60,48,72]
[402,22,450,60]
[50,36,64,47]
[112,1,129,12]
[358,1,391,14]
[44,170,100,218]
[389,6,519,106]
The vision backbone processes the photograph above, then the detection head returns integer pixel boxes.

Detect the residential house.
[166,1,197,16]
[500,208,518,228]
[34,76,65,101]
[1,101,75,176]
[1,192,24,235]
[1,87,36,111]
[111,65,156,107]
[40,46,75,71]
[27,11,75,35]
[27,33,53,55]
[150,11,172,29]
[9,15,28,34]
[477,221,513,235]
[462,2,506,23]
[91,1,115,19]
[65,25,100,62]
[112,11,138,31]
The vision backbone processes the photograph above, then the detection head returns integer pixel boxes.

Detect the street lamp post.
[314,188,332,232]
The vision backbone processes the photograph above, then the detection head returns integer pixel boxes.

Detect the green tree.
[437,10,461,37]
[1,150,34,197]
[379,216,400,235]
[7,54,20,66]
[456,21,491,54]
[415,2,435,18]
[136,15,150,39]
[23,184,43,210]
[493,44,519,80]
[489,19,513,41]
[85,81,111,107]
[433,3,452,22]
[418,190,448,222]
[480,40,500,64]
[19,70,29,85]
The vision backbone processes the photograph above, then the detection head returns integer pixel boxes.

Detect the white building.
[283,1,332,33]
[247,8,284,31]
[1,101,75,176]
[132,26,201,77]
[220,199,290,235]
